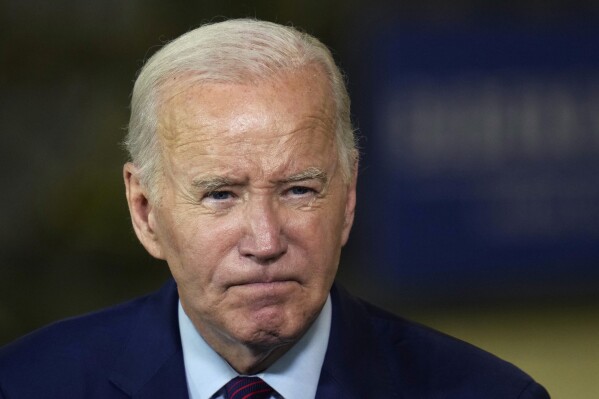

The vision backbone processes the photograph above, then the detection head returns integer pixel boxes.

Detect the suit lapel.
[108,280,189,399]
[316,284,402,399]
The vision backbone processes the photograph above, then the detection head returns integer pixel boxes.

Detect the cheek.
[158,212,239,283]
[285,207,345,273]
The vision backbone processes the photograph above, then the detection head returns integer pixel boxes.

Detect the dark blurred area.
[344,6,599,308]
[2,1,599,395]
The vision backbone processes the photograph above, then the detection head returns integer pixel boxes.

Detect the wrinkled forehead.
[154,66,337,150]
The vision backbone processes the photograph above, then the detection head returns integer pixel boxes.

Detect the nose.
[238,196,287,263]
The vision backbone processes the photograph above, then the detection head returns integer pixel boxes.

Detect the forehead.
[155,67,337,173]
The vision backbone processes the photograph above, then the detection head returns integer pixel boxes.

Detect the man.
[0,19,549,399]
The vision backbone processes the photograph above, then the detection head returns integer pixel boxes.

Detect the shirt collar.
[179,295,332,399]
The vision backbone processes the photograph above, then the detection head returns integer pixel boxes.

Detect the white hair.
[125,18,357,200]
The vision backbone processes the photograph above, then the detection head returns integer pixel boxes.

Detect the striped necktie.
[224,376,275,399]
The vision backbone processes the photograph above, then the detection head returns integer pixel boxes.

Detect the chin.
[241,329,295,351]
[234,307,310,349]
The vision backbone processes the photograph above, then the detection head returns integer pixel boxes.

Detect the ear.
[341,159,358,246]
[123,162,165,259]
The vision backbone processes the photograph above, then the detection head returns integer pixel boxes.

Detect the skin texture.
[124,66,357,374]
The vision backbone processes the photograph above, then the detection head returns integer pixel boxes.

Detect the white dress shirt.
[179,295,332,399]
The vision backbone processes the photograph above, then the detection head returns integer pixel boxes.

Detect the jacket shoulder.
[332,286,550,398]
[1,294,145,367]
[0,281,177,398]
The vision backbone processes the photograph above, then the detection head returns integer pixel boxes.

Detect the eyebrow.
[191,176,235,192]
[190,167,328,192]
[281,167,328,185]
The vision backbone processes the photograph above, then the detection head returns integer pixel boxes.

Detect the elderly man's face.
[127,67,356,356]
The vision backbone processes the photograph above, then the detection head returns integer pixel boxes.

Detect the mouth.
[226,277,298,292]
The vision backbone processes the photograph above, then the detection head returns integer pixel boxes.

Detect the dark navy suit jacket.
[0,280,549,398]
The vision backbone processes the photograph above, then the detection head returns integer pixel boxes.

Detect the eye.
[287,186,315,196]
[205,191,234,201]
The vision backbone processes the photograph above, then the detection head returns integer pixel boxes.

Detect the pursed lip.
[225,275,299,290]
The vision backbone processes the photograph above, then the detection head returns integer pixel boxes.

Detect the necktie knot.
[224,376,275,399]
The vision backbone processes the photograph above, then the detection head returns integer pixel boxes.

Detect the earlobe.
[123,163,165,259]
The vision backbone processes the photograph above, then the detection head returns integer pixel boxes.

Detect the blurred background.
[1,1,598,397]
